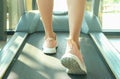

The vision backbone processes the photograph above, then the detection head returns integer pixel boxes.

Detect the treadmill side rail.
[90,32,120,79]
[0,32,28,79]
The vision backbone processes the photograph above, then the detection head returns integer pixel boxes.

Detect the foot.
[61,39,87,74]
[43,33,57,54]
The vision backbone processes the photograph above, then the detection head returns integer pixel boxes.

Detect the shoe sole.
[43,47,57,54]
[61,53,87,75]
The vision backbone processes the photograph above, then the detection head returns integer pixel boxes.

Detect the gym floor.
[0,35,12,51]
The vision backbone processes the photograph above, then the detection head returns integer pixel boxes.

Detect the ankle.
[45,32,56,39]
[67,39,80,49]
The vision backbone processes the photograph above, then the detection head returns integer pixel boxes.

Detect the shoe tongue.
[47,38,54,40]
[67,40,74,49]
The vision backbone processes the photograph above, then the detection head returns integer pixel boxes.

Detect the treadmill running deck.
[6,32,115,79]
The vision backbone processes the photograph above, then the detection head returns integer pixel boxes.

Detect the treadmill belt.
[6,32,115,79]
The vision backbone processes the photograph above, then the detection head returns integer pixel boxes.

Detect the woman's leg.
[37,0,57,54]
[61,0,87,74]
[67,0,86,61]
[37,0,55,38]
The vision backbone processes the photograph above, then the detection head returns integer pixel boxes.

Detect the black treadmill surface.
[7,32,115,79]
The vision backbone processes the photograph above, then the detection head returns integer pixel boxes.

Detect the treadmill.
[0,0,120,79]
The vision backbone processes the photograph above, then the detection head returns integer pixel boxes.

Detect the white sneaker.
[43,37,57,54]
[61,39,87,74]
